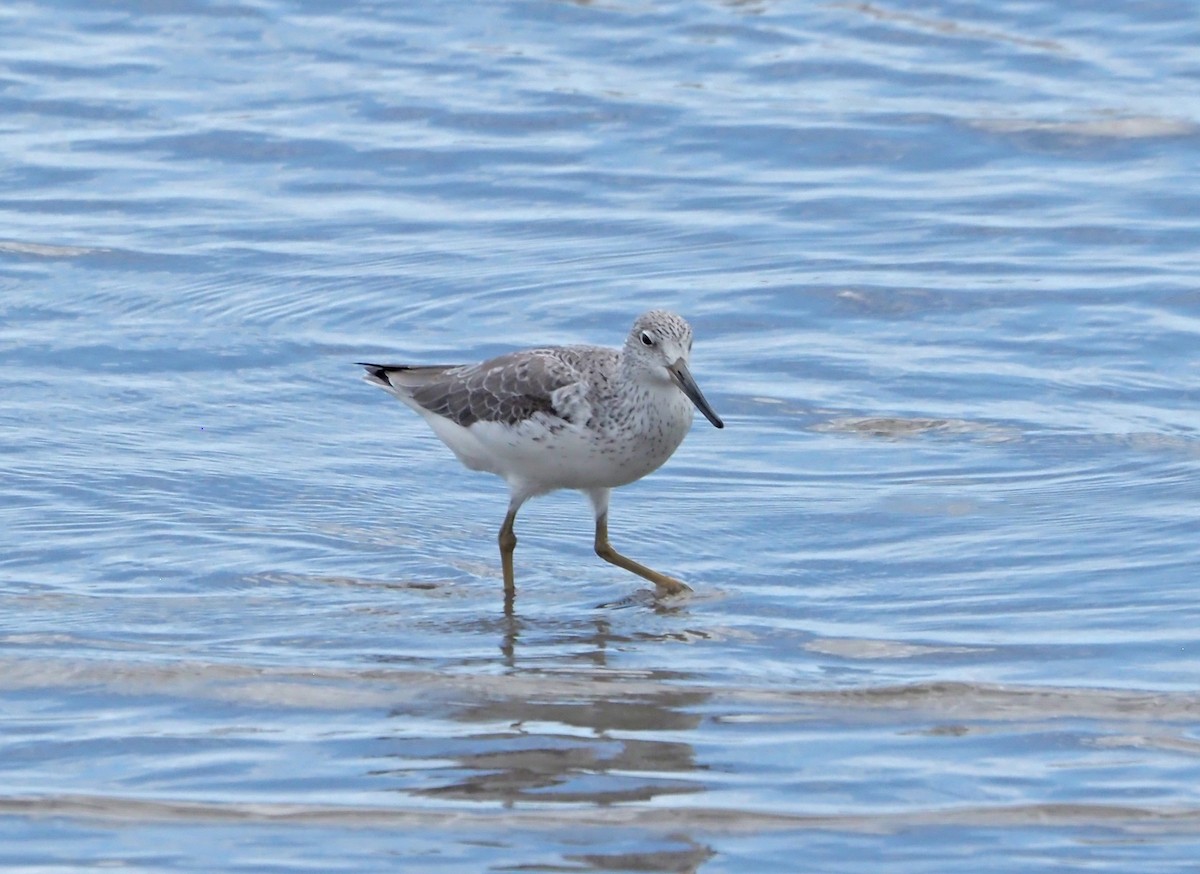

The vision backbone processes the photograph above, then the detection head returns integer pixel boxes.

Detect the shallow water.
[3,0,1200,870]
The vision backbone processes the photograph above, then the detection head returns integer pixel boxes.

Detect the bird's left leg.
[585,488,691,595]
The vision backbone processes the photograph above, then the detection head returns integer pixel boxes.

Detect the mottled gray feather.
[371,348,613,428]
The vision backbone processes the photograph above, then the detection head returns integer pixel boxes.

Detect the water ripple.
[4,0,1200,869]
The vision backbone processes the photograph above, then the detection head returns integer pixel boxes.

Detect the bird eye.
[640,331,655,347]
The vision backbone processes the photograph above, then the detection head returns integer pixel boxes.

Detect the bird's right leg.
[498,501,520,595]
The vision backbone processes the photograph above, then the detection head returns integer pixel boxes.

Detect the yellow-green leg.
[498,505,518,596]
[592,507,691,596]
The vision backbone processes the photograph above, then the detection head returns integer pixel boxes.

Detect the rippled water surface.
[4,0,1200,870]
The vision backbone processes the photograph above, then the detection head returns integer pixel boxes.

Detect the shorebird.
[358,309,723,596]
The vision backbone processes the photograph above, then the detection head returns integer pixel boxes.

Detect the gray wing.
[402,348,603,428]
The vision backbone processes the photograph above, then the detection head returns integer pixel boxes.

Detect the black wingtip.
[357,362,391,383]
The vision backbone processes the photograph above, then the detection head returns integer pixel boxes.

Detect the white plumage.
[359,309,723,597]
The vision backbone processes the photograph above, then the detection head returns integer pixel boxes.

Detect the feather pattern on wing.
[366,347,614,429]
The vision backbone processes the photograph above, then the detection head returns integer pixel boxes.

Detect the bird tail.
[357,363,461,392]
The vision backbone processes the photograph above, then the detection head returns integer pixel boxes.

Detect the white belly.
[448,402,694,495]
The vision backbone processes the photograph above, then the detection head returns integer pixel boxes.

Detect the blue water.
[4,1,1200,870]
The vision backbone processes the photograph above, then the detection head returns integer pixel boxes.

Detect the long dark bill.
[668,359,724,429]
